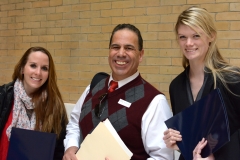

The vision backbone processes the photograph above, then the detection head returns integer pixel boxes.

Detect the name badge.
[118,99,131,108]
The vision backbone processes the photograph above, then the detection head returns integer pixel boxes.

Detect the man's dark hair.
[109,23,143,51]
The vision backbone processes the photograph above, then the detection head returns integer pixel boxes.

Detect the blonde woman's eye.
[193,35,200,38]
[179,36,186,39]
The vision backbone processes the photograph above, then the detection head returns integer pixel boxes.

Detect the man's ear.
[139,49,144,62]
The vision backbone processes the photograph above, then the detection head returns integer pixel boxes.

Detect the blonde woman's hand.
[193,138,215,160]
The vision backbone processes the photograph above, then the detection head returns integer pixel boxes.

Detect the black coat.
[0,81,66,160]
[170,67,240,160]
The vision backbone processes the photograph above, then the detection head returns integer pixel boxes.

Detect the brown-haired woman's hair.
[12,46,68,138]
[174,6,240,95]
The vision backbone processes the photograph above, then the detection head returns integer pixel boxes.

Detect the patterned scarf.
[6,79,36,139]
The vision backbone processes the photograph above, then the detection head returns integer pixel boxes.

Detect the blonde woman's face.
[22,51,49,97]
[177,24,212,64]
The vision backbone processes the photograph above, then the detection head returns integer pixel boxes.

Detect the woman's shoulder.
[222,67,240,87]
[0,81,14,96]
[225,80,240,96]
[170,69,187,88]
[0,81,14,90]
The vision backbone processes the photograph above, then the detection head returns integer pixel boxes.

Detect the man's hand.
[62,146,78,160]
[163,128,182,150]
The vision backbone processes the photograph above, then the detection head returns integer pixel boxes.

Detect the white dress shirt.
[64,71,174,160]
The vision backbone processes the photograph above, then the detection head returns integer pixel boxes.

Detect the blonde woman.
[163,6,240,160]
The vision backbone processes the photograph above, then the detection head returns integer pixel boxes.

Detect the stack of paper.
[76,118,133,160]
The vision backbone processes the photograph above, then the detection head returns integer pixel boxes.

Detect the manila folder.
[76,118,133,160]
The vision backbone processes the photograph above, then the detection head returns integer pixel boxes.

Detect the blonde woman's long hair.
[175,6,240,95]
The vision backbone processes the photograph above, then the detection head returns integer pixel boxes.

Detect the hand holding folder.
[165,88,230,160]
[76,118,133,160]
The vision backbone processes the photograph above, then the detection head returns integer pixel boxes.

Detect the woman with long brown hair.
[0,46,68,160]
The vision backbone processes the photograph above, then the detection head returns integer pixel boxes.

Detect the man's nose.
[118,47,126,56]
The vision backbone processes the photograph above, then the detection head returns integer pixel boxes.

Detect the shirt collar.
[108,71,139,89]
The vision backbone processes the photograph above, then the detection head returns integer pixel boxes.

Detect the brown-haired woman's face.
[22,51,49,96]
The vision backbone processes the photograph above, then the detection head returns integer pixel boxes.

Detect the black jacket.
[0,81,66,160]
[0,81,14,138]
[170,67,240,160]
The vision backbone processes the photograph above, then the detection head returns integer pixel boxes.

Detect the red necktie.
[108,81,118,93]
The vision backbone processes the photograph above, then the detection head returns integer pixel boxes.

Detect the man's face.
[108,29,144,81]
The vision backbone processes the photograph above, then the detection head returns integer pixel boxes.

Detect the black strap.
[90,72,109,90]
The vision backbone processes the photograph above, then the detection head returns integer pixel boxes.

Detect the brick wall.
[0,0,239,104]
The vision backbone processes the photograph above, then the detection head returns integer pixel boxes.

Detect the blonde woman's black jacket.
[170,66,240,160]
[0,81,66,160]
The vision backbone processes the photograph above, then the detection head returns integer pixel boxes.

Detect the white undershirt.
[64,71,174,160]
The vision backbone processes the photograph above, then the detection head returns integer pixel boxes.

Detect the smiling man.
[63,24,174,160]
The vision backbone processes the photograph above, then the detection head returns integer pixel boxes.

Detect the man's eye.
[30,64,36,68]
[111,46,119,50]
[126,47,133,50]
